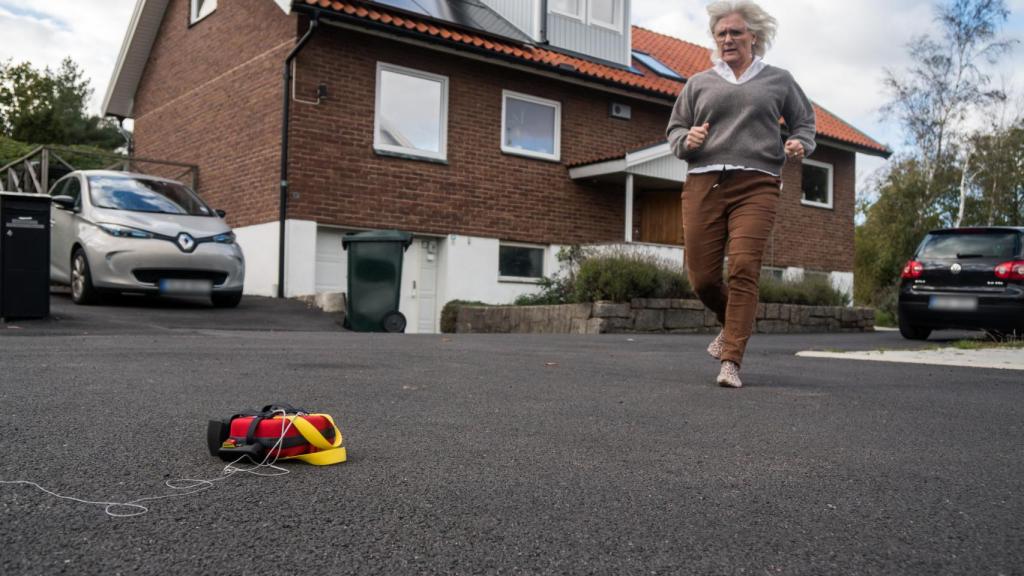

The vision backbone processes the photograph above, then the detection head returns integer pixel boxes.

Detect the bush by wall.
[441,300,489,333]
[514,246,850,308]
[572,254,692,303]
[758,275,851,307]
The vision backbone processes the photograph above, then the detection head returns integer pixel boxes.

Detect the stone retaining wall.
[456,299,874,334]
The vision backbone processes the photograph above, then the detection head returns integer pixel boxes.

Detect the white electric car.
[48,170,245,307]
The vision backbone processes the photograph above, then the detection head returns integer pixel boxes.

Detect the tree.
[963,117,1024,225]
[0,57,124,151]
[881,0,1015,212]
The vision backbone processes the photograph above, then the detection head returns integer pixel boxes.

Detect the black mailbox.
[0,192,51,320]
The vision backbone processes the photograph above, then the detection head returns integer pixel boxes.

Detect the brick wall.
[771,145,856,272]
[286,28,668,246]
[131,0,296,228]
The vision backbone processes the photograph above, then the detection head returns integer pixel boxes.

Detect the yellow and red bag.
[207,404,346,466]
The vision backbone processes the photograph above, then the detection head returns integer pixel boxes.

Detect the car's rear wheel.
[70,248,99,305]
[898,313,931,340]
[211,290,242,308]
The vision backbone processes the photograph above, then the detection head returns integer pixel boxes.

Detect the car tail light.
[901,260,924,279]
[994,260,1024,280]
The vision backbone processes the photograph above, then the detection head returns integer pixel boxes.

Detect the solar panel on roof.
[369,0,532,43]
[372,0,431,16]
[632,51,685,81]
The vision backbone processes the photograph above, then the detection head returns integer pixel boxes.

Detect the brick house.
[103,0,890,333]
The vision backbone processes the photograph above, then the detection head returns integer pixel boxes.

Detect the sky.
[1,0,1023,196]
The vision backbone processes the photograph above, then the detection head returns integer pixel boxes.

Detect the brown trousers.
[682,170,781,366]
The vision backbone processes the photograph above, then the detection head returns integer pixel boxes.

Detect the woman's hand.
[686,123,710,151]
[785,139,805,160]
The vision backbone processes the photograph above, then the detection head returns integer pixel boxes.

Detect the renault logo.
[950,263,962,275]
[177,232,196,253]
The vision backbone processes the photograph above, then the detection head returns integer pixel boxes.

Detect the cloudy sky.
[1,0,1022,192]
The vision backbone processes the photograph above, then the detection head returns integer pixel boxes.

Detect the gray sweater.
[666,65,816,175]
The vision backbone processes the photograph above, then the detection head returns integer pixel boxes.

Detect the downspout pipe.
[278,15,320,299]
[539,0,548,44]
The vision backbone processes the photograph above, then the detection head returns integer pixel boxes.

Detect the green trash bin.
[342,230,413,332]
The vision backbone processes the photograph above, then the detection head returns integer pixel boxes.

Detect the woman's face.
[714,13,756,68]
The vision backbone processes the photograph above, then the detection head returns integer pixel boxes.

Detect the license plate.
[928,295,978,311]
[159,278,212,295]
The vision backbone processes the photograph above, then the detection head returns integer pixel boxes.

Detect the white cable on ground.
[0,410,297,518]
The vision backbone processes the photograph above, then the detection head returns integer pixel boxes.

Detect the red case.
[228,415,334,458]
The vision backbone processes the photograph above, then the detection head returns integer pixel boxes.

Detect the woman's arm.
[782,75,817,158]
[666,82,698,160]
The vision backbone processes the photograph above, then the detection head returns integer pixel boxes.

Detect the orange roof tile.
[303,0,890,156]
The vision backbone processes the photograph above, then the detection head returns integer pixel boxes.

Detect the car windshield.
[919,232,1019,259]
[88,175,212,216]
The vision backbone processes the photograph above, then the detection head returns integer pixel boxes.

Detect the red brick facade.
[287,28,669,246]
[129,3,857,274]
[773,145,856,272]
[132,0,296,227]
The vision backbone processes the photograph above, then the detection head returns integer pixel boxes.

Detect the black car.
[897,227,1024,340]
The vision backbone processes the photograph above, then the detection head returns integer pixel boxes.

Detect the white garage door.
[315,227,347,293]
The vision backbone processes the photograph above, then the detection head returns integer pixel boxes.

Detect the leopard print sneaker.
[716,360,742,388]
[706,330,725,360]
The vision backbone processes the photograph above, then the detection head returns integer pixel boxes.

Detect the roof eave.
[815,135,892,159]
[295,3,678,103]
[103,0,295,118]
[102,0,170,118]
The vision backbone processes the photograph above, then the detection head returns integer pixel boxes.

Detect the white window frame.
[501,90,562,162]
[800,158,834,209]
[190,0,217,25]
[588,0,623,32]
[373,62,449,162]
[498,242,546,283]
[549,0,584,20]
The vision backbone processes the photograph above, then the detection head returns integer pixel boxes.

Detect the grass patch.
[874,308,896,328]
[951,337,1024,350]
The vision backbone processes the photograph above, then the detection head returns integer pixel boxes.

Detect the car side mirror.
[215,209,226,218]
[51,195,76,211]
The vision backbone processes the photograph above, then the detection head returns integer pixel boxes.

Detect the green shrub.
[440,300,489,333]
[871,285,899,327]
[513,276,573,306]
[758,275,850,306]
[573,254,692,303]
[0,136,35,167]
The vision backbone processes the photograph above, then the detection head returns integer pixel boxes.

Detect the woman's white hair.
[706,0,778,59]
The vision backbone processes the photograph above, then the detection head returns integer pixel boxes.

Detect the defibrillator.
[206,404,347,466]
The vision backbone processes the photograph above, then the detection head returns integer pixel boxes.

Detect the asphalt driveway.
[0,295,1021,575]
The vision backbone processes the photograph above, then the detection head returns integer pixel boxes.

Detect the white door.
[315,228,346,293]
[49,175,80,283]
[416,238,439,333]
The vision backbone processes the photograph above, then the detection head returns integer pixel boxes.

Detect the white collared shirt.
[689,56,777,177]
[712,55,767,85]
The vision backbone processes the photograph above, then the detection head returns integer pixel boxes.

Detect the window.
[632,51,684,81]
[550,0,582,19]
[374,63,449,162]
[52,176,82,208]
[499,244,544,280]
[920,232,1019,260]
[502,91,561,161]
[190,0,217,24]
[589,0,623,31]
[801,159,833,209]
[88,175,212,216]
